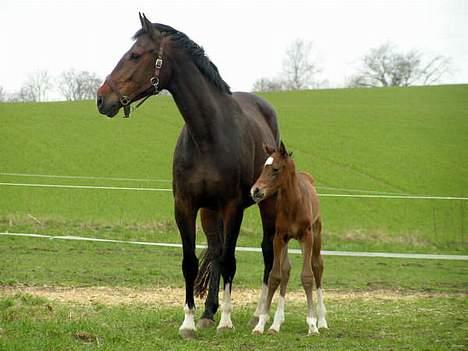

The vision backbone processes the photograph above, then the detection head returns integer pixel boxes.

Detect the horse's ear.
[263,143,275,155]
[139,12,157,39]
[279,141,288,157]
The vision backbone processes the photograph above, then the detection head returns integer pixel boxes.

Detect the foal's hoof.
[179,328,196,340]
[217,326,235,335]
[318,319,329,330]
[197,318,215,329]
[267,328,279,335]
[249,316,259,328]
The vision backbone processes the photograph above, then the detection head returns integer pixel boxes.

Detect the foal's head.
[251,141,294,203]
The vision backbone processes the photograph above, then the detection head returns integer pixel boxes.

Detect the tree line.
[253,40,451,92]
[0,41,452,102]
[0,69,101,102]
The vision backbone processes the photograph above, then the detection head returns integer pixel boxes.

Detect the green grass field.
[0,236,466,350]
[1,85,467,253]
[1,85,467,349]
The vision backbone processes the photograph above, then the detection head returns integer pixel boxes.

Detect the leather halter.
[105,37,167,118]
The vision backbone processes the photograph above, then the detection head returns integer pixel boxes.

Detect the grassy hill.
[0,85,467,253]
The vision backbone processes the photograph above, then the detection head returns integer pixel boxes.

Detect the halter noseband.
[105,37,167,118]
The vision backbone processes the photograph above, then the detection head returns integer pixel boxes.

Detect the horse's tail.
[194,248,215,298]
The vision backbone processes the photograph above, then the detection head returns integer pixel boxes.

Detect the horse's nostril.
[97,96,104,109]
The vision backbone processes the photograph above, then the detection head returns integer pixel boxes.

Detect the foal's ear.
[139,12,158,39]
[263,143,276,155]
[279,140,289,157]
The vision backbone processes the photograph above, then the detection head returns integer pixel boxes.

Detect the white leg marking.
[307,316,319,335]
[269,295,285,333]
[217,283,234,330]
[179,304,196,332]
[252,313,269,334]
[254,283,268,317]
[317,288,328,329]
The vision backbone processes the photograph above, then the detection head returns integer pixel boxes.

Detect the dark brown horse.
[250,142,328,335]
[96,14,279,338]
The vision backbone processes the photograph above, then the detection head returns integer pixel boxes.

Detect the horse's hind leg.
[311,220,328,329]
[268,247,290,334]
[301,230,319,335]
[217,202,244,332]
[196,208,223,328]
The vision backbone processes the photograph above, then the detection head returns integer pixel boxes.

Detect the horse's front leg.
[251,196,276,327]
[252,232,285,334]
[175,199,199,339]
[217,202,244,332]
[269,247,290,334]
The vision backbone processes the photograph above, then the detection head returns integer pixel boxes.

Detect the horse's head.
[251,141,294,203]
[96,13,172,118]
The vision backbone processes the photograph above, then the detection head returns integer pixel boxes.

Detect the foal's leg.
[217,202,244,332]
[269,247,291,333]
[175,199,199,339]
[301,230,319,335]
[252,233,284,334]
[311,219,328,329]
[251,196,276,326]
[197,208,223,328]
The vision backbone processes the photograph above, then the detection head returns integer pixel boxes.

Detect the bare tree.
[252,77,286,92]
[20,70,53,101]
[58,70,102,101]
[0,86,5,102]
[348,43,451,88]
[282,39,321,90]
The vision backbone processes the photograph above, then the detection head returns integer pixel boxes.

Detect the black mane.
[134,24,231,94]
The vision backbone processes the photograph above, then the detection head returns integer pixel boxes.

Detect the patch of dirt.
[0,286,462,307]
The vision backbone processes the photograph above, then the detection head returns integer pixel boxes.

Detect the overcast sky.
[1,0,467,99]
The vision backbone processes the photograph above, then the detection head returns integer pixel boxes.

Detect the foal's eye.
[272,167,280,176]
[130,52,141,60]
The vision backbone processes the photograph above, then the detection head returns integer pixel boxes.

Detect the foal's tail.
[194,248,215,298]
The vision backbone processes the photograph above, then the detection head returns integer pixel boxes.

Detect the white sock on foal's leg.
[217,283,234,330]
[316,288,328,329]
[253,283,268,318]
[269,295,285,333]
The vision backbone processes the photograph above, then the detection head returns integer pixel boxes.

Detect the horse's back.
[233,92,280,145]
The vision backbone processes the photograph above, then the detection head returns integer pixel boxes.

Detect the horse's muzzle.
[250,186,265,203]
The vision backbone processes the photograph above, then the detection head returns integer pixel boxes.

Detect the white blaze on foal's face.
[264,156,274,166]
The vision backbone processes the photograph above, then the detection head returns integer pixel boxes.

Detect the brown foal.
[250,142,328,335]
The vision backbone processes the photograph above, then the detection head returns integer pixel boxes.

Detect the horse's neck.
[168,60,235,150]
[277,170,301,215]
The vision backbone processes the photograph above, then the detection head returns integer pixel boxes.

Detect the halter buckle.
[155,58,163,69]
[120,96,130,106]
[150,77,160,90]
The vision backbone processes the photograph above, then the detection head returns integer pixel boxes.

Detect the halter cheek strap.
[105,36,167,118]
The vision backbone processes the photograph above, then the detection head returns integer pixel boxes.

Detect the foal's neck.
[167,57,236,151]
[277,167,300,213]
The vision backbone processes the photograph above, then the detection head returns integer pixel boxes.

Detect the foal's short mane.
[133,23,232,95]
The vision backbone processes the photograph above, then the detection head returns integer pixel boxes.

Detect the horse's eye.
[272,168,279,176]
[130,52,141,61]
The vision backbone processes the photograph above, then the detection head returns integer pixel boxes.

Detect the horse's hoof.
[308,329,320,336]
[251,328,263,335]
[267,328,279,335]
[318,320,329,330]
[197,318,215,329]
[179,328,196,340]
[217,326,235,335]
[249,316,259,327]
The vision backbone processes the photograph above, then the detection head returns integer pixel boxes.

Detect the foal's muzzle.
[250,186,265,203]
